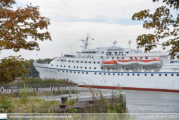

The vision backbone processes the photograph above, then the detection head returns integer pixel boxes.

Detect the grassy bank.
[7,77,75,85]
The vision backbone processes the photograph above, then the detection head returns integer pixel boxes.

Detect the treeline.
[25,58,53,77]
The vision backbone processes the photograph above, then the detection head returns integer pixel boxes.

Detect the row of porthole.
[57,70,179,76]
[60,60,100,64]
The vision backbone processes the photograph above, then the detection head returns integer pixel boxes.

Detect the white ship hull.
[34,63,179,92]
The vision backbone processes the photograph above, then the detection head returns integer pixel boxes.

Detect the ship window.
[58,70,60,72]
[107,57,109,59]
[56,65,58,67]
[94,67,96,69]
[121,73,123,76]
[78,71,80,74]
[113,73,115,75]
[122,57,124,59]
[77,61,78,63]
[101,67,103,70]
[98,62,100,64]
[99,73,101,75]
[69,60,70,62]
[89,61,91,64]
[95,73,96,75]
[72,61,74,63]
[94,62,95,64]
[127,74,129,76]
[85,61,87,63]
[112,57,114,59]
[64,65,65,67]
[145,74,147,76]
[70,71,72,73]
[177,74,179,76]
[66,71,68,73]
[104,73,106,75]
[151,74,153,76]
[108,73,110,75]
[130,57,132,59]
[145,57,148,59]
[74,71,76,73]
[74,66,75,68]
[81,61,83,63]
[61,65,62,67]
[130,68,133,70]
[171,74,173,76]
[69,66,70,68]
[141,57,143,59]
[62,71,64,72]
[81,66,82,69]
[86,72,88,74]
[159,74,161,76]
[92,57,93,58]
[133,74,134,76]
[51,64,53,66]
[77,66,79,68]
[117,57,119,59]
[61,60,63,62]
[82,72,84,74]
[89,67,91,69]
[138,74,140,76]
[165,74,167,76]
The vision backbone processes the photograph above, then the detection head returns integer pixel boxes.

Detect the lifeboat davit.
[103,60,117,66]
[117,59,137,66]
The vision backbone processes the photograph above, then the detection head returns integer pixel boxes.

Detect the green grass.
[7,77,75,85]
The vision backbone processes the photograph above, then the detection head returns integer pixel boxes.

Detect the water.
[123,90,179,113]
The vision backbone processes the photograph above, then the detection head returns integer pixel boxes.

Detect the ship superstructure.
[34,34,179,92]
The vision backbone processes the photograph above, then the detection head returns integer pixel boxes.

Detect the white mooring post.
[69,85,71,97]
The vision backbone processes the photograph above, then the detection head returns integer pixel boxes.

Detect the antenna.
[128,40,131,49]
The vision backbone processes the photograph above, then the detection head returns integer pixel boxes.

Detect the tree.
[132,0,179,59]
[0,0,51,84]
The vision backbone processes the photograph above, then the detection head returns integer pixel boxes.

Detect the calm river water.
[123,90,179,113]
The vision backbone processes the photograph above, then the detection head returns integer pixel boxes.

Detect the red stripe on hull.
[78,85,179,92]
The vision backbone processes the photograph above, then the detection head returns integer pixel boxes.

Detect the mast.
[79,33,91,50]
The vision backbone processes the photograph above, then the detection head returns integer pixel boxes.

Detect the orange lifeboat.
[103,60,117,65]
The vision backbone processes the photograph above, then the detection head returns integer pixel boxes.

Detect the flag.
[86,38,88,40]
[92,38,94,40]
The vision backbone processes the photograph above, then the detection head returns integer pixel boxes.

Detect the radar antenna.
[113,40,117,47]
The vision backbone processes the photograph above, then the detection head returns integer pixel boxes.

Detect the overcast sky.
[0,0,172,60]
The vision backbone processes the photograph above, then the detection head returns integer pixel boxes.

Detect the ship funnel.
[128,40,131,49]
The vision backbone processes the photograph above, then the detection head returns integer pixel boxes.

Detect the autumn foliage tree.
[132,0,179,59]
[0,0,51,84]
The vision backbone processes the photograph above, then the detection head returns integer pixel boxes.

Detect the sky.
[0,0,173,60]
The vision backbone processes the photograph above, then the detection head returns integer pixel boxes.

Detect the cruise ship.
[34,34,179,92]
